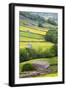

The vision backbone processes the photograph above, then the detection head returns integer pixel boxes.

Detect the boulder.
[32,60,50,71]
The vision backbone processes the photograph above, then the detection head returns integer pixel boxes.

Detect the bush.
[22,63,34,72]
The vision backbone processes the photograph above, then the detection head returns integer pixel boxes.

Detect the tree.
[45,29,58,57]
[47,18,57,26]
[45,29,58,44]
[38,22,43,27]
[50,44,58,56]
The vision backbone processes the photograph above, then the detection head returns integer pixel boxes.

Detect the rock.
[32,60,50,71]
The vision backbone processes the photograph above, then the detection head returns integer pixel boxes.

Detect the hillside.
[19,11,58,29]
[19,11,58,78]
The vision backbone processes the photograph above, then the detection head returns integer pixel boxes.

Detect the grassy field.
[33,72,58,77]
[19,25,58,77]
[20,37,45,41]
[19,26,48,35]
[19,26,54,50]
[20,41,54,51]
[20,31,44,40]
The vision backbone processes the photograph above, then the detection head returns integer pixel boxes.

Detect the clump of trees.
[20,46,57,63]
[45,28,58,57]
[20,48,38,62]
[45,29,58,43]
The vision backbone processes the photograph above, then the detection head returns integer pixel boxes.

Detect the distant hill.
[19,11,58,28]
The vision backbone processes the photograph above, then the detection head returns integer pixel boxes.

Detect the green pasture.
[19,26,48,35]
[19,41,54,51]
[20,31,44,40]
[33,72,58,77]
[20,37,44,41]
[19,26,54,51]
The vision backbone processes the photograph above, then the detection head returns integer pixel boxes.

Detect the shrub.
[22,63,34,72]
